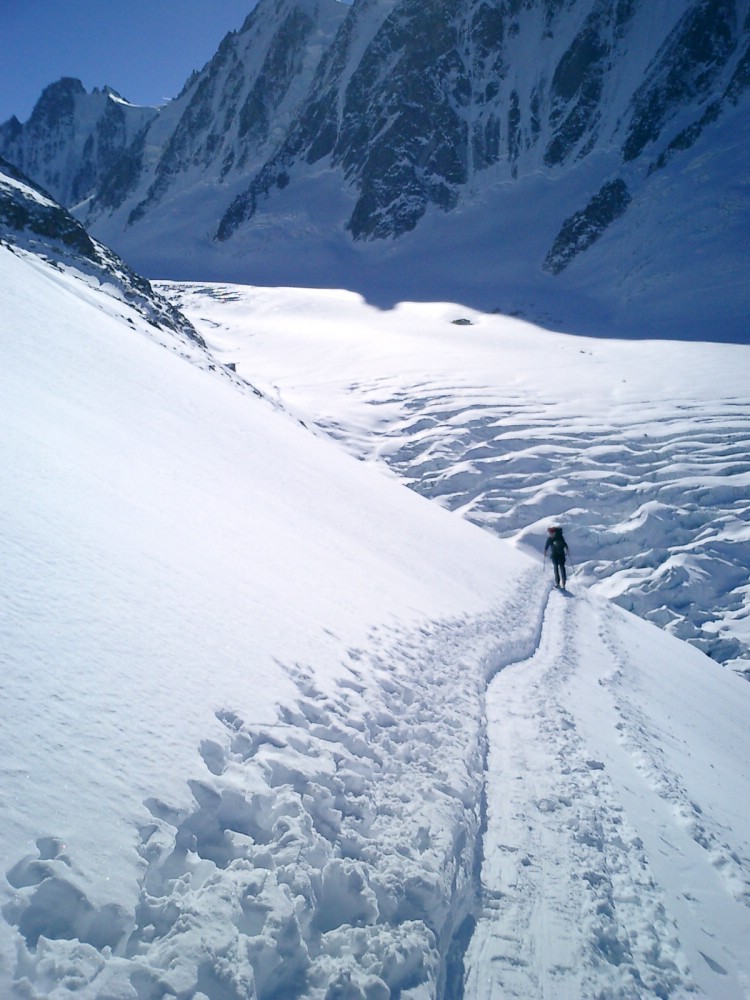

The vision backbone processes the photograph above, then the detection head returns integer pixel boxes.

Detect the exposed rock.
[0,158,203,345]
[543,178,631,274]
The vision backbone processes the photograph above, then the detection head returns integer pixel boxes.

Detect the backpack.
[548,532,566,558]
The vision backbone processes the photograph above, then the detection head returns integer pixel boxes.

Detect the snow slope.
[161,282,750,673]
[2,251,750,999]
[0,242,530,997]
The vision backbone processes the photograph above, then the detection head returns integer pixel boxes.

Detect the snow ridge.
[0,160,203,347]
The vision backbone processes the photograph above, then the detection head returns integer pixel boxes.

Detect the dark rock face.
[212,0,749,251]
[543,8,613,168]
[623,0,739,163]
[0,79,157,208]
[334,0,469,239]
[0,155,97,257]
[544,178,632,274]
[2,0,748,323]
[0,158,202,344]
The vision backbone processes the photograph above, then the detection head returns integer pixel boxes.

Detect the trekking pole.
[568,554,582,588]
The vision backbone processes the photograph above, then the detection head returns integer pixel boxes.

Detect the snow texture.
[164,282,750,674]
[2,249,750,999]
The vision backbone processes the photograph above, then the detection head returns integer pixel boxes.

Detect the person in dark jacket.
[544,525,570,588]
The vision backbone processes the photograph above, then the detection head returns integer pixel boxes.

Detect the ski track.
[4,570,549,1000]
[466,583,750,1000]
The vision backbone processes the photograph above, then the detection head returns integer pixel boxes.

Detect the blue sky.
[0,1,259,124]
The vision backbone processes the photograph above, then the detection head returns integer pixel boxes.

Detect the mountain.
[0,78,158,208]
[0,157,202,345]
[2,0,749,339]
[2,223,750,998]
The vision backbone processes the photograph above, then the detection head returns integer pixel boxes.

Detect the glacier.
[2,226,750,998]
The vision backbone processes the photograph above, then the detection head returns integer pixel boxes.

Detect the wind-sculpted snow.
[164,283,750,675]
[336,385,750,669]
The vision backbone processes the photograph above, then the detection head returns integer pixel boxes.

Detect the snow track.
[8,560,750,1000]
[167,282,750,672]
[5,569,551,1000]
[466,585,750,999]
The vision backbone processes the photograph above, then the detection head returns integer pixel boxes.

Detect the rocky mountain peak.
[2,0,748,340]
[0,78,159,208]
[27,77,87,128]
[0,157,202,344]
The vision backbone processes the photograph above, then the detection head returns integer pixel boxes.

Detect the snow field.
[3,246,750,999]
[161,282,750,672]
[0,244,539,998]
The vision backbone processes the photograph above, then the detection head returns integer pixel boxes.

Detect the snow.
[161,282,750,671]
[0,170,57,208]
[468,596,750,999]
[2,247,750,999]
[75,0,750,344]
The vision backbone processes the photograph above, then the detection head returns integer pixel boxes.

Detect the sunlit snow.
[163,282,750,672]
[2,250,750,999]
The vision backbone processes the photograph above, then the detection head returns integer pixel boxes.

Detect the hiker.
[544,525,570,588]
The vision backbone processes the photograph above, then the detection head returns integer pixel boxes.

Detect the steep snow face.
[0,222,537,1000]
[4,0,748,339]
[0,78,158,207]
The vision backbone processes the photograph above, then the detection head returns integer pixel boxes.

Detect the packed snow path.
[3,573,549,1000]
[160,282,750,673]
[467,583,750,999]
[8,571,749,999]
